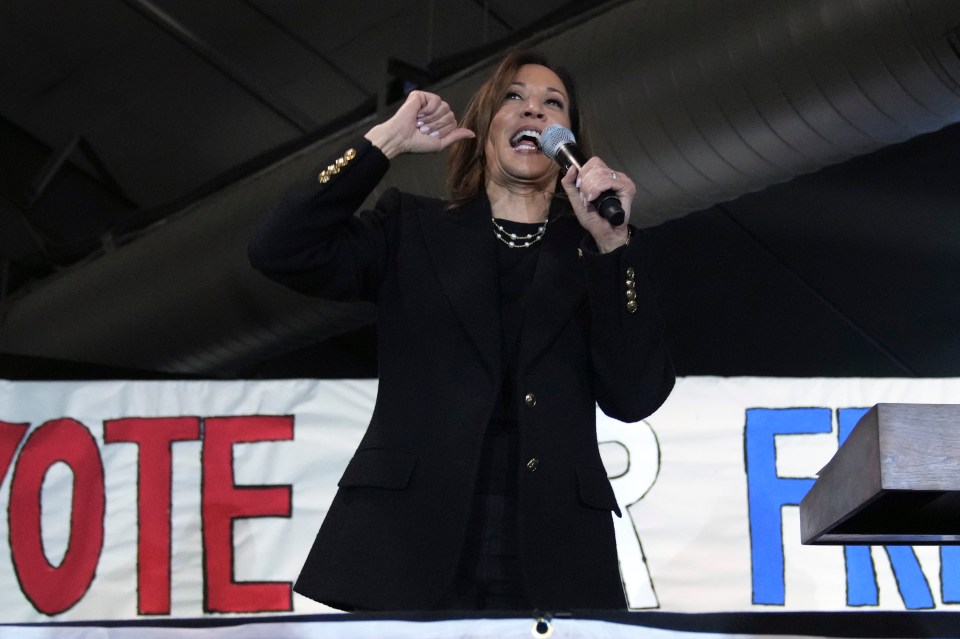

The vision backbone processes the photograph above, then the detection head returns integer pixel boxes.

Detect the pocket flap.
[576,466,622,517]
[338,448,417,490]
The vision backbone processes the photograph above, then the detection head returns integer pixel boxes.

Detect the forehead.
[511,64,568,97]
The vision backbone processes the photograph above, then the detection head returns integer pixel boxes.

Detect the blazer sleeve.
[247,137,400,303]
[580,229,676,423]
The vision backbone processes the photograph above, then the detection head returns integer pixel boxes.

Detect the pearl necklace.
[491,217,547,248]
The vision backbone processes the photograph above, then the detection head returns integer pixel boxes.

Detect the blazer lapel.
[519,217,587,370]
[419,197,502,377]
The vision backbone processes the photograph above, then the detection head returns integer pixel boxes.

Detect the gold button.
[626,300,638,313]
[335,157,346,168]
[577,248,583,258]
[526,458,539,471]
[625,279,635,289]
[625,289,637,301]
[318,172,330,184]
[344,148,357,160]
[626,267,635,278]
[524,393,536,407]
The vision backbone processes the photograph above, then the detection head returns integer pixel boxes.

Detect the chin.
[512,157,555,177]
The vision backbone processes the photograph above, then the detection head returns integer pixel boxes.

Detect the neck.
[486,180,552,223]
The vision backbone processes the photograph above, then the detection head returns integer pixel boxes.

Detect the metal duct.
[1,0,959,375]
[553,0,960,223]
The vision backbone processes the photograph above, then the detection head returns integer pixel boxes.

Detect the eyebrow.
[510,81,567,99]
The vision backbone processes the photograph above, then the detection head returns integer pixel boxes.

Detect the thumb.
[439,127,477,149]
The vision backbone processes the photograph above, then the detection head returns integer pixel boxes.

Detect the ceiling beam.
[120,0,318,132]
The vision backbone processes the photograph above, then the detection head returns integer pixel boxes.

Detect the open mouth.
[510,128,541,151]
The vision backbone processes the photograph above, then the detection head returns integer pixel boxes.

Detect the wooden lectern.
[800,403,960,545]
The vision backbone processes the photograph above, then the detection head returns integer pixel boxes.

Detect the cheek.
[488,110,508,139]
[484,115,507,157]
[483,138,501,177]
[484,137,496,164]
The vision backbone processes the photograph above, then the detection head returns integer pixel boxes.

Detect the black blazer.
[248,139,675,612]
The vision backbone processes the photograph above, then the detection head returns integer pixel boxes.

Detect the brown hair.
[445,50,588,208]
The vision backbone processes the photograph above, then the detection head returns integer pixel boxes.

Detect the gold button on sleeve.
[524,393,537,407]
[626,300,639,313]
[318,147,358,183]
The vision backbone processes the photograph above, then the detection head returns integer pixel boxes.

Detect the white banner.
[0,617,831,639]
[1,377,958,629]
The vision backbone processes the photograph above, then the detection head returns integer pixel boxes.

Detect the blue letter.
[746,408,831,605]
[941,547,960,604]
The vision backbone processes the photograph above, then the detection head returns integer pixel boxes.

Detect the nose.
[523,99,545,119]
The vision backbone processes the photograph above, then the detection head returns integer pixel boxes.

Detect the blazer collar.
[518,215,587,370]
[419,198,587,378]
[418,197,501,378]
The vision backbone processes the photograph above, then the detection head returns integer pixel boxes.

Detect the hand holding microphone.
[540,124,626,227]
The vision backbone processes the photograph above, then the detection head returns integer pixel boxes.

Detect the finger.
[416,108,461,139]
[576,160,610,193]
[580,165,633,203]
[427,111,457,132]
[418,117,455,139]
[559,166,592,214]
[417,96,447,117]
[404,91,432,120]
[415,93,445,120]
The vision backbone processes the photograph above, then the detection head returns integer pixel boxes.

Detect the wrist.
[596,227,631,254]
[364,124,404,159]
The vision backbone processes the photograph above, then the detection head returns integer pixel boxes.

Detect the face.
[484,64,572,191]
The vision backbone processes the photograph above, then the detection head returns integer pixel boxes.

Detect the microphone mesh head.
[539,125,576,161]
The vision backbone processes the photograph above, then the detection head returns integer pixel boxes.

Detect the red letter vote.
[0,420,29,484]
[202,416,293,613]
[104,417,201,615]
[8,419,105,615]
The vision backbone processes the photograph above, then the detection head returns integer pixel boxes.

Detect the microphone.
[539,124,625,226]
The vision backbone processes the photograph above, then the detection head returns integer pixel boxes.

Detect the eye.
[505,91,522,101]
[546,97,565,109]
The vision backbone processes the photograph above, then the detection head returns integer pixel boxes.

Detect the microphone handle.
[554,144,625,227]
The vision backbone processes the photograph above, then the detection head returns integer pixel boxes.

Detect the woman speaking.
[248,50,674,612]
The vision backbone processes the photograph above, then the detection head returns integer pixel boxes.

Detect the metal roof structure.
[2,0,960,379]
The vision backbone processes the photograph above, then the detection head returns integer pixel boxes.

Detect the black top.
[474,218,544,497]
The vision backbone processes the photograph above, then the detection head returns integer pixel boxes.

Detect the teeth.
[510,129,541,148]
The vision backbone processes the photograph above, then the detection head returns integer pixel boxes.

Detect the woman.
[249,50,674,612]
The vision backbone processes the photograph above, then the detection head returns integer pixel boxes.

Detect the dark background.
[1,0,959,381]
